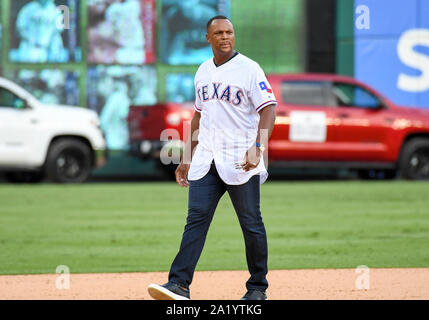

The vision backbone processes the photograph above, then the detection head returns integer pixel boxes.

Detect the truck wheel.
[45,139,92,183]
[4,171,44,183]
[399,138,429,180]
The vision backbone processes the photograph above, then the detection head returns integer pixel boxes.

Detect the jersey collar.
[213,51,239,68]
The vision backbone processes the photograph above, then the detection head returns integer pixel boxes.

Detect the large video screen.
[8,0,81,63]
[5,69,80,106]
[87,0,156,64]
[231,0,305,74]
[166,73,195,103]
[87,65,157,150]
[160,0,230,65]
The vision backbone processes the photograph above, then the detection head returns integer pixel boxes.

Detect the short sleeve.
[194,77,202,113]
[250,64,277,112]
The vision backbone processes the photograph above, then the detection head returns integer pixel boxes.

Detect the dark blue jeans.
[168,162,268,292]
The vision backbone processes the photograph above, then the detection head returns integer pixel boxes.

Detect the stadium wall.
[336,0,429,109]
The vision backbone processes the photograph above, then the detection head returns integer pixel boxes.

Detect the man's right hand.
[175,162,190,187]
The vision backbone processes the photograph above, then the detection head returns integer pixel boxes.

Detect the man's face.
[206,19,235,56]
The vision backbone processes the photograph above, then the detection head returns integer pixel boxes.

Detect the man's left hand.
[241,145,262,172]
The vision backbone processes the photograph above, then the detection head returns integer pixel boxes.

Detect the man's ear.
[206,33,210,44]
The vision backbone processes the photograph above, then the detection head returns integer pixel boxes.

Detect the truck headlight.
[140,141,152,154]
[166,112,181,126]
[90,118,101,129]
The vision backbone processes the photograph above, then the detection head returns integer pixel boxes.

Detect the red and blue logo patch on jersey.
[259,81,272,93]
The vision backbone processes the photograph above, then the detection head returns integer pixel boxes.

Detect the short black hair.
[206,15,231,31]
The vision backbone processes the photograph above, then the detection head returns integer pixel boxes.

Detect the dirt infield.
[1,268,428,300]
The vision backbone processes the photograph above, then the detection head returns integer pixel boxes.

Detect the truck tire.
[399,138,429,180]
[4,171,44,183]
[45,139,92,183]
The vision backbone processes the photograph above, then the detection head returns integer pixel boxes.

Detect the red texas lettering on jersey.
[258,81,272,93]
[198,83,244,106]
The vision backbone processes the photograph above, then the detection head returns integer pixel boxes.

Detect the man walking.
[148,16,277,300]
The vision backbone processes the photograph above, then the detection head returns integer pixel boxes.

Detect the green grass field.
[0,181,428,275]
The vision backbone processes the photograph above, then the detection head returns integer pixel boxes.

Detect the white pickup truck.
[0,77,107,183]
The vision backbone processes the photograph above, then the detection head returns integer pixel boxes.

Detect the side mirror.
[377,100,388,110]
[24,100,32,109]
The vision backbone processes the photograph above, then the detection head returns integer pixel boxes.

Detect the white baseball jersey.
[188,52,277,185]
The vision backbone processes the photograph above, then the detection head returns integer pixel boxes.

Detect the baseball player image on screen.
[148,15,277,300]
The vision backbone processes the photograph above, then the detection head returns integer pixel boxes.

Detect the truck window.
[281,81,328,106]
[332,83,380,109]
[0,87,26,109]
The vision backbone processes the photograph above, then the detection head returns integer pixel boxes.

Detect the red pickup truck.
[127,73,429,180]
